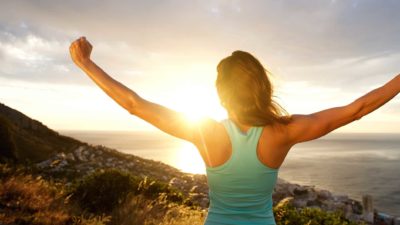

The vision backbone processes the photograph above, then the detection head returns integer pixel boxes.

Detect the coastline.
[33,142,399,224]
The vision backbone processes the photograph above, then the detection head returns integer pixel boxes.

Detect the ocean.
[59,130,400,217]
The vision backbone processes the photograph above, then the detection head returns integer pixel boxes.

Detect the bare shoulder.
[192,118,227,145]
[192,118,230,167]
[263,120,292,148]
[257,120,293,169]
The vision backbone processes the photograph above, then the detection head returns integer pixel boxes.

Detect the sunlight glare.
[175,142,206,174]
[166,85,227,122]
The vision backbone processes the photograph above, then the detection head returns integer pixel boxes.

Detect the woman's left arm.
[69,37,216,143]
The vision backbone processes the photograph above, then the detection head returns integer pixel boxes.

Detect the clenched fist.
[69,36,92,67]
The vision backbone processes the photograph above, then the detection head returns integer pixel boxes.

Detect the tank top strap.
[221,119,263,149]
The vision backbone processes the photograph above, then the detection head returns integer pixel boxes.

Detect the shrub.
[111,193,206,225]
[137,176,184,204]
[68,169,187,215]
[0,172,70,225]
[273,199,362,225]
[68,169,139,214]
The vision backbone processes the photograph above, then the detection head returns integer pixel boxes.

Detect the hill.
[0,103,81,163]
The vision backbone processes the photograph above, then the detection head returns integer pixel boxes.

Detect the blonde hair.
[216,50,291,126]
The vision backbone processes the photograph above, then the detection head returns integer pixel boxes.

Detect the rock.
[394,217,400,225]
[333,195,349,202]
[199,197,209,208]
[65,153,75,162]
[343,204,353,219]
[287,184,299,195]
[89,154,95,161]
[55,152,66,159]
[319,198,347,212]
[169,177,185,189]
[189,193,209,208]
[293,199,308,208]
[363,194,374,223]
[306,199,320,207]
[293,186,309,196]
[349,200,363,215]
[317,189,332,200]
[74,146,87,161]
[36,159,52,169]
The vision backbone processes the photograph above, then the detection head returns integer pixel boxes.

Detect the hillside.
[0,103,82,163]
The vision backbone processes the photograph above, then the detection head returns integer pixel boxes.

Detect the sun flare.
[166,86,227,123]
[160,85,227,174]
[175,142,206,174]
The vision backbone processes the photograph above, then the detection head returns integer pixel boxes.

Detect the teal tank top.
[204,119,279,225]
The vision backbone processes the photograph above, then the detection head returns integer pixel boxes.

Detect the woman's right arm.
[285,74,400,146]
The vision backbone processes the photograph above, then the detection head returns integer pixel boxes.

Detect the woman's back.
[204,119,279,225]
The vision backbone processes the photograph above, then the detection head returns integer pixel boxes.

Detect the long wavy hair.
[216,50,292,126]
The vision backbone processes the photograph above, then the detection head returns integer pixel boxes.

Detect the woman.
[69,37,399,225]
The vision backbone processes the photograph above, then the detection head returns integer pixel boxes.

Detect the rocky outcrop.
[273,179,365,222]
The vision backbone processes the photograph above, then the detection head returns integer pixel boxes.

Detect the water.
[59,130,400,216]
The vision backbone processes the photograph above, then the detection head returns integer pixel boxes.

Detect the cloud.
[0,25,79,84]
[1,0,400,89]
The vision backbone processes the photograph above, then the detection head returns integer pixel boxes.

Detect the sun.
[159,85,227,174]
[167,86,227,123]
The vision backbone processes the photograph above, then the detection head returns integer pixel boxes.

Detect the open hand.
[69,36,92,67]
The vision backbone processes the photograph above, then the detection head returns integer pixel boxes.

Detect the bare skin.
[70,37,400,169]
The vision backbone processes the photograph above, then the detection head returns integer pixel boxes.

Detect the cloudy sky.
[1,0,399,133]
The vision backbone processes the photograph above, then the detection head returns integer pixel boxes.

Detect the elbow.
[126,97,140,115]
[352,100,365,121]
[128,106,137,115]
[127,102,139,115]
[354,112,363,121]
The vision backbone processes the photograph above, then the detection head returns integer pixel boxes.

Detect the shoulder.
[192,117,226,144]
[261,120,293,148]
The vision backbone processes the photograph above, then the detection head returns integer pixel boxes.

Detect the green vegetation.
[67,169,139,214]
[273,198,363,225]
[67,169,186,214]
[0,116,18,163]
[0,103,82,164]
[0,164,364,225]
[0,164,110,225]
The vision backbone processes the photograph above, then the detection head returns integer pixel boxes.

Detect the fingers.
[70,36,91,51]
[71,36,88,45]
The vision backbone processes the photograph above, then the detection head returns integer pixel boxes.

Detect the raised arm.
[284,74,400,146]
[69,37,217,143]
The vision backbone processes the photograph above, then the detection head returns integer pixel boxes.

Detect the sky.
[1,0,400,133]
